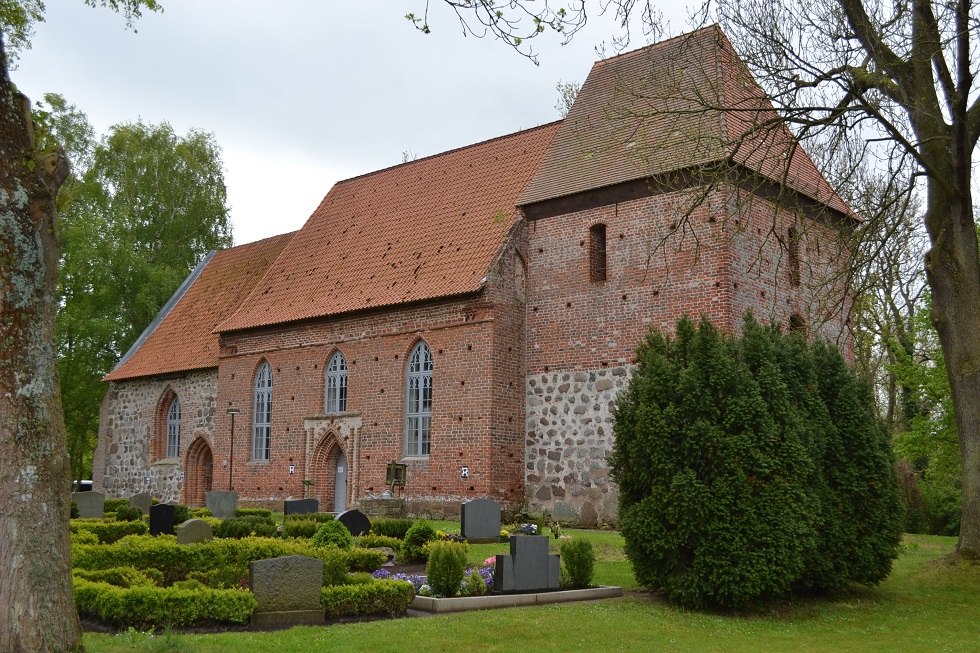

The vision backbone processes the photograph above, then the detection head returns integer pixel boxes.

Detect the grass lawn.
[83,531,980,653]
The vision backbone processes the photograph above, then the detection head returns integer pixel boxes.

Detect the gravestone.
[283,498,318,516]
[176,519,213,544]
[205,490,238,519]
[250,555,324,626]
[149,503,176,536]
[460,498,501,540]
[493,535,560,593]
[129,492,152,514]
[73,490,105,518]
[336,509,371,536]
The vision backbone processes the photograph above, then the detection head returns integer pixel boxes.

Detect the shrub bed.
[356,534,401,550]
[71,519,149,544]
[74,577,256,628]
[321,579,414,619]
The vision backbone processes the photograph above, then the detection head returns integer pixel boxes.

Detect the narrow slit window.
[166,398,180,459]
[589,223,607,282]
[788,226,801,287]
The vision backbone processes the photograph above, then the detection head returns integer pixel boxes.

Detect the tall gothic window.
[325,351,348,413]
[589,223,607,282]
[404,341,433,457]
[252,362,273,461]
[166,397,181,459]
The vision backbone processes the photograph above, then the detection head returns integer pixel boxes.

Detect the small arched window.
[589,223,607,282]
[404,342,433,457]
[789,313,807,336]
[166,397,181,459]
[325,351,348,413]
[252,362,273,461]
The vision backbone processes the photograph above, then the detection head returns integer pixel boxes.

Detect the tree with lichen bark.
[0,32,81,652]
[1,3,160,650]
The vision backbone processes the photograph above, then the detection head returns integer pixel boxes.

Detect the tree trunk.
[0,34,83,653]
[924,186,980,559]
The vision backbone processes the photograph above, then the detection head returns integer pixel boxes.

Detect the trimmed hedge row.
[321,580,414,619]
[370,518,415,539]
[74,577,256,628]
[71,519,149,544]
[72,535,386,585]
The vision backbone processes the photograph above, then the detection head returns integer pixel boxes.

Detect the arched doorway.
[311,435,347,513]
[184,438,213,507]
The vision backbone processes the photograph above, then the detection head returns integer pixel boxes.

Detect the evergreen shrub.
[73,566,158,588]
[611,315,902,609]
[371,518,415,539]
[400,520,436,563]
[214,515,277,539]
[114,505,144,522]
[426,541,468,597]
[70,519,149,543]
[356,534,402,550]
[233,508,274,519]
[559,539,595,589]
[320,579,415,618]
[312,520,355,549]
[103,498,129,512]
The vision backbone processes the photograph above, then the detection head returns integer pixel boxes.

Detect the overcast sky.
[15,2,693,245]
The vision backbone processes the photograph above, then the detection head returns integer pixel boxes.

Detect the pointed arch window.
[325,351,348,413]
[166,397,181,459]
[252,362,273,461]
[404,342,433,457]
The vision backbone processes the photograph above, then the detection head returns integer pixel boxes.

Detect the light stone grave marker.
[249,555,324,626]
[73,490,105,518]
[205,490,238,519]
[176,519,213,544]
[128,492,152,514]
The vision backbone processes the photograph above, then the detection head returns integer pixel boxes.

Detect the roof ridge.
[592,23,721,67]
[334,120,563,186]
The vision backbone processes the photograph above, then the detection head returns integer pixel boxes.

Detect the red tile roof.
[217,123,560,333]
[103,232,295,381]
[520,26,852,217]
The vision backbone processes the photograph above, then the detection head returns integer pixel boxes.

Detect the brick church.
[95,27,854,526]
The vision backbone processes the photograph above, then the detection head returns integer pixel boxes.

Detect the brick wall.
[211,232,527,515]
[524,185,852,524]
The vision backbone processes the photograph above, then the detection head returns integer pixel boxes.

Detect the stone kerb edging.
[410,585,623,614]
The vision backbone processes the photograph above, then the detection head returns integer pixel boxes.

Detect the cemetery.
[68,493,617,630]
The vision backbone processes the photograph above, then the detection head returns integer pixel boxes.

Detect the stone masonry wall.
[525,366,631,527]
[101,369,217,503]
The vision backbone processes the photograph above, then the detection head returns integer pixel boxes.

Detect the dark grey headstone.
[493,535,560,593]
[335,509,371,536]
[461,498,501,540]
[283,498,319,516]
[73,491,105,518]
[149,503,176,536]
[176,518,213,544]
[129,492,152,514]
[250,555,323,619]
[205,490,238,519]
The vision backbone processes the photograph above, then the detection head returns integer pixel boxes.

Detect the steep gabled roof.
[217,122,560,333]
[520,26,851,216]
[103,232,295,382]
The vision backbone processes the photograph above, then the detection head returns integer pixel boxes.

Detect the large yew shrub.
[611,315,902,609]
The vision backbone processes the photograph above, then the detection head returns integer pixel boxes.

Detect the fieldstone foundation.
[525,366,632,526]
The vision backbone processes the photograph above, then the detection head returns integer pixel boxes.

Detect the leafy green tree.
[55,119,231,483]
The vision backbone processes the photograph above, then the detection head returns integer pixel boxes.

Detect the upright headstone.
[129,492,152,514]
[493,535,560,593]
[336,509,371,536]
[283,498,318,516]
[149,503,176,536]
[461,498,501,540]
[205,490,238,519]
[176,518,213,544]
[249,555,324,626]
[73,490,105,518]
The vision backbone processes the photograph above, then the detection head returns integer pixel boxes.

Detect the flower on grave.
[483,556,497,568]
[500,528,510,538]
[516,523,538,535]
[418,584,433,597]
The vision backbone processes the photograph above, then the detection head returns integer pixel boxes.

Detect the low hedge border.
[321,579,415,619]
[71,519,149,544]
[74,577,256,628]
